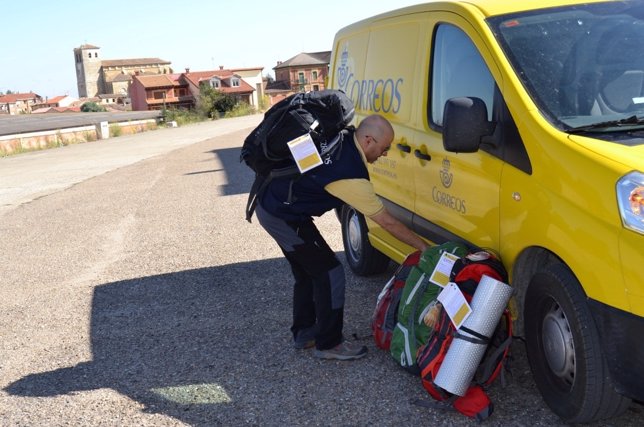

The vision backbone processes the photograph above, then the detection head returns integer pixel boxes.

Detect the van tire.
[524,263,630,423]
[340,205,389,276]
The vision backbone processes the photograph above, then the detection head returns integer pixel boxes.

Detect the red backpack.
[415,251,512,421]
[371,251,421,350]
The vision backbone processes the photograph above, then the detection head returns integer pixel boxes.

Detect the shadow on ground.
[4,257,340,425]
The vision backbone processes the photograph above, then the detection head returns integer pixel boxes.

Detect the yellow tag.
[287,133,323,173]
[429,252,460,287]
[437,282,472,329]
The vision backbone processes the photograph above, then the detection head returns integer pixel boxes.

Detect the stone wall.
[0,119,158,156]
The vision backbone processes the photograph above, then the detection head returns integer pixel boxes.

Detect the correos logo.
[336,45,403,114]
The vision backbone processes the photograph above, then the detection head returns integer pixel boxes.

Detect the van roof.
[350,0,611,23]
[456,0,609,17]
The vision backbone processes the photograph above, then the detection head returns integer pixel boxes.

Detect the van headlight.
[617,171,644,235]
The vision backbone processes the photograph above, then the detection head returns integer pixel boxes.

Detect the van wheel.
[524,263,630,423]
[340,205,389,276]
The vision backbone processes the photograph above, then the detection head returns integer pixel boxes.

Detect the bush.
[198,86,237,119]
[80,102,107,112]
[224,102,256,118]
[164,108,205,126]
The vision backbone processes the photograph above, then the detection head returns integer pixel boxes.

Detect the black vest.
[259,130,369,222]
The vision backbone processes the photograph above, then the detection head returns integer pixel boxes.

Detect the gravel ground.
[1,124,642,426]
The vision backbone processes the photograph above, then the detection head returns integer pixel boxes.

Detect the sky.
[0,0,422,99]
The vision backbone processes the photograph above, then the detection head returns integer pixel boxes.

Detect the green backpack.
[390,241,468,374]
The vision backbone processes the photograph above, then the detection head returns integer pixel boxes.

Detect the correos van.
[329,0,644,423]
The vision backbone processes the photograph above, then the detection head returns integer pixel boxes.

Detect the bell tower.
[74,44,103,97]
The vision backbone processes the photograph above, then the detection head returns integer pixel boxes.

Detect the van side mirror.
[442,97,495,153]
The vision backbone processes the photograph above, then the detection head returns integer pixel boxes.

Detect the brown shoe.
[314,341,367,361]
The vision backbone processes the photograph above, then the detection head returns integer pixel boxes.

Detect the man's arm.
[369,208,429,252]
[326,178,428,252]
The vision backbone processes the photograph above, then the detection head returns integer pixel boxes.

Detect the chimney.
[185,67,190,73]
[219,65,224,70]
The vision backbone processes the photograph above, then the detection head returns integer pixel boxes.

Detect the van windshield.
[489,1,644,136]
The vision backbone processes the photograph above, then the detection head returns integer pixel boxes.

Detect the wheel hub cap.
[542,303,576,384]
[347,214,361,260]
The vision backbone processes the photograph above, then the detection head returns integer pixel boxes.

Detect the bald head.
[356,114,394,142]
[355,115,394,163]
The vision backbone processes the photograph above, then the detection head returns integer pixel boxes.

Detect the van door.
[413,20,503,249]
[354,16,426,253]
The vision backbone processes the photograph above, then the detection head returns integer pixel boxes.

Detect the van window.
[431,24,495,126]
[490,2,644,138]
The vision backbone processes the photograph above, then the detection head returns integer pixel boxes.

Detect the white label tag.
[287,133,323,173]
[429,251,460,287]
[437,282,472,329]
[633,97,644,104]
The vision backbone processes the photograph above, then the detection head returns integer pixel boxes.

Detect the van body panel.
[620,230,644,312]
[569,134,644,166]
[500,109,631,310]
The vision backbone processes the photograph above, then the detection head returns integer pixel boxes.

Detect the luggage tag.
[437,282,472,329]
[429,251,460,287]
[287,133,323,173]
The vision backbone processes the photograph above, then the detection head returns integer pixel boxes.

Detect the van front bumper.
[589,299,644,401]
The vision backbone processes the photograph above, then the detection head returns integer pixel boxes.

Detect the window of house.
[312,71,318,81]
[298,72,305,83]
[88,53,91,59]
[232,78,240,87]
[313,85,320,91]
[94,53,98,58]
[211,79,220,89]
[153,91,166,100]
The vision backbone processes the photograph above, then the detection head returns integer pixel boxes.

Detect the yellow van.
[329,0,644,423]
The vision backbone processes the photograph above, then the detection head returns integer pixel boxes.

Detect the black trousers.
[256,204,345,350]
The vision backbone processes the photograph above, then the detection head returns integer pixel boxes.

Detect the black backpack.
[240,89,355,221]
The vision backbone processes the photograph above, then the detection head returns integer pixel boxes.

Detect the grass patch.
[83,131,97,142]
[110,124,122,137]
[224,103,256,118]
[163,108,207,126]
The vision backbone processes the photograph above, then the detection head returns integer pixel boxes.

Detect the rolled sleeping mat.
[433,274,513,396]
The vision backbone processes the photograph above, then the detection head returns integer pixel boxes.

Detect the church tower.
[74,44,103,97]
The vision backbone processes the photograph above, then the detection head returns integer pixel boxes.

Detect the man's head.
[355,114,394,163]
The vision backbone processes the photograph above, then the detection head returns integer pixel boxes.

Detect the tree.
[80,101,107,112]
[198,85,237,118]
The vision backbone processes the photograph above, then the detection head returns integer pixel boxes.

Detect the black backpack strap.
[245,166,300,222]
[289,108,318,133]
[284,177,298,205]
[477,333,512,385]
[457,326,490,344]
[245,174,267,222]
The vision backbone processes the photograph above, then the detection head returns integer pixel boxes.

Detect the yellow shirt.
[324,135,385,218]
